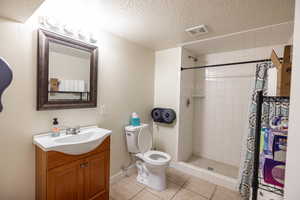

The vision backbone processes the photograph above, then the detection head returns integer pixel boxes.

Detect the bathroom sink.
[33,126,112,155]
[54,131,95,144]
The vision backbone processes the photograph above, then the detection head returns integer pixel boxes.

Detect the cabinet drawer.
[47,137,110,170]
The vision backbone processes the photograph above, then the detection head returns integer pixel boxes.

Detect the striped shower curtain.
[238,62,273,199]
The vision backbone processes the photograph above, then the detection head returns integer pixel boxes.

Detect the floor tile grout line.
[129,187,146,200]
[144,187,164,200]
[181,177,190,188]
[180,175,217,200]
[167,180,189,188]
[145,180,184,200]
[183,188,210,200]
[209,185,218,200]
[181,185,213,200]
[142,173,190,200]
[166,174,191,188]
[176,175,211,200]
[169,182,185,200]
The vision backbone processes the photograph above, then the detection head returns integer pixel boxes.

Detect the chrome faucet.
[66,126,81,135]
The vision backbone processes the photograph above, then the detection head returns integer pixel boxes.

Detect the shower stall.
[175,47,281,189]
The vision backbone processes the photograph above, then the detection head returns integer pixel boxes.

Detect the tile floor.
[187,156,239,179]
[110,167,242,200]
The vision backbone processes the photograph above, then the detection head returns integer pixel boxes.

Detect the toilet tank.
[125,124,148,153]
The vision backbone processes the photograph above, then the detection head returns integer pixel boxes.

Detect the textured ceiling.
[0,0,44,22]
[183,22,294,56]
[91,0,295,50]
[0,0,295,50]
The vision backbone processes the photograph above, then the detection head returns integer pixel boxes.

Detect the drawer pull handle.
[80,162,89,168]
[80,163,85,168]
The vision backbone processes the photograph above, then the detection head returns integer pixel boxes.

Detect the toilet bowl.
[125,124,171,191]
[136,151,171,191]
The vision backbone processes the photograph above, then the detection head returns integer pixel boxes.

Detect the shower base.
[187,155,239,179]
[171,155,239,190]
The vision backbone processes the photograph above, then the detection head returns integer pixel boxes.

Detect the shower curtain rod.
[181,57,283,71]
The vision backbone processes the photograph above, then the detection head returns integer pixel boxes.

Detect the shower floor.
[187,155,239,179]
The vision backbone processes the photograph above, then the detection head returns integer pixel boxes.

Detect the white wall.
[192,45,285,167]
[153,47,182,161]
[285,1,300,199]
[178,48,196,161]
[0,11,154,200]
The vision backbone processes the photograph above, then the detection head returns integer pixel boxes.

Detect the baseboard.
[110,164,137,185]
[170,161,238,191]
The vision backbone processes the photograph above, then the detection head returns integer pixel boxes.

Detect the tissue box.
[263,158,285,188]
[50,78,59,91]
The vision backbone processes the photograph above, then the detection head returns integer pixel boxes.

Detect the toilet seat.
[143,150,171,166]
[137,124,152,154]
[135,125,171,166]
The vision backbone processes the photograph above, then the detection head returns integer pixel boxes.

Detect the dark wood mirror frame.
[37,29,98,110]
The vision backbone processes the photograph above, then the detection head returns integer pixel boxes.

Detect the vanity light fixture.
[63,24,75,35]
[38,16,98,44]
[78,30,88,40]
[89,33,97,43]
[45,16,60,30]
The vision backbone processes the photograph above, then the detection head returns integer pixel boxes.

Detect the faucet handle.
[66,127,74,135]
[65,126,80,135]
[75,126,81,133]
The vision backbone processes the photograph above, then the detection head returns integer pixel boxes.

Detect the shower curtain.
[238,62,273,199]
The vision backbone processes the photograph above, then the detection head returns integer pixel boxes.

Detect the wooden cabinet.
[47,160,84,200]
[85,153,109,200]
[36,137,110,200]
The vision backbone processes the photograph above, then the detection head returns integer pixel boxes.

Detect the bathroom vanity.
[34,127,111,200]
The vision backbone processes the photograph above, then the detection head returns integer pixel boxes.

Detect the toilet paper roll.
[161,109,176,123]
[151,109,161,121]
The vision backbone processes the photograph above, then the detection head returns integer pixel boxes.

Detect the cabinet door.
[47,160,85,200]
[85,151,110,200]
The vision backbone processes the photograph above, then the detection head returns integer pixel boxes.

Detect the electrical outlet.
[99,104,109,116]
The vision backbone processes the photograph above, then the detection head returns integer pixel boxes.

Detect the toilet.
[125,124,171,191]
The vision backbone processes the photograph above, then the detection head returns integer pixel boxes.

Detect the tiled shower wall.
[178,49,196,161]
[191,45,285,167]
[193,65,255,167]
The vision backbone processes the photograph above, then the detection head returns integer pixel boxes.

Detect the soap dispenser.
[51,118,60,137]
[131,112,141,126]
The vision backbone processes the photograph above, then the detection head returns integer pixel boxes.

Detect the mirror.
[48,42,91,101]
[37,29,98,110]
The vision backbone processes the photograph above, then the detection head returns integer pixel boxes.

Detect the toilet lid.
[137,126,152,153]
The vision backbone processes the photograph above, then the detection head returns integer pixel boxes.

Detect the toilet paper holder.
[151,108,176,124]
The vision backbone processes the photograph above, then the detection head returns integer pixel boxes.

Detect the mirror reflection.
[48,42,91,101]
